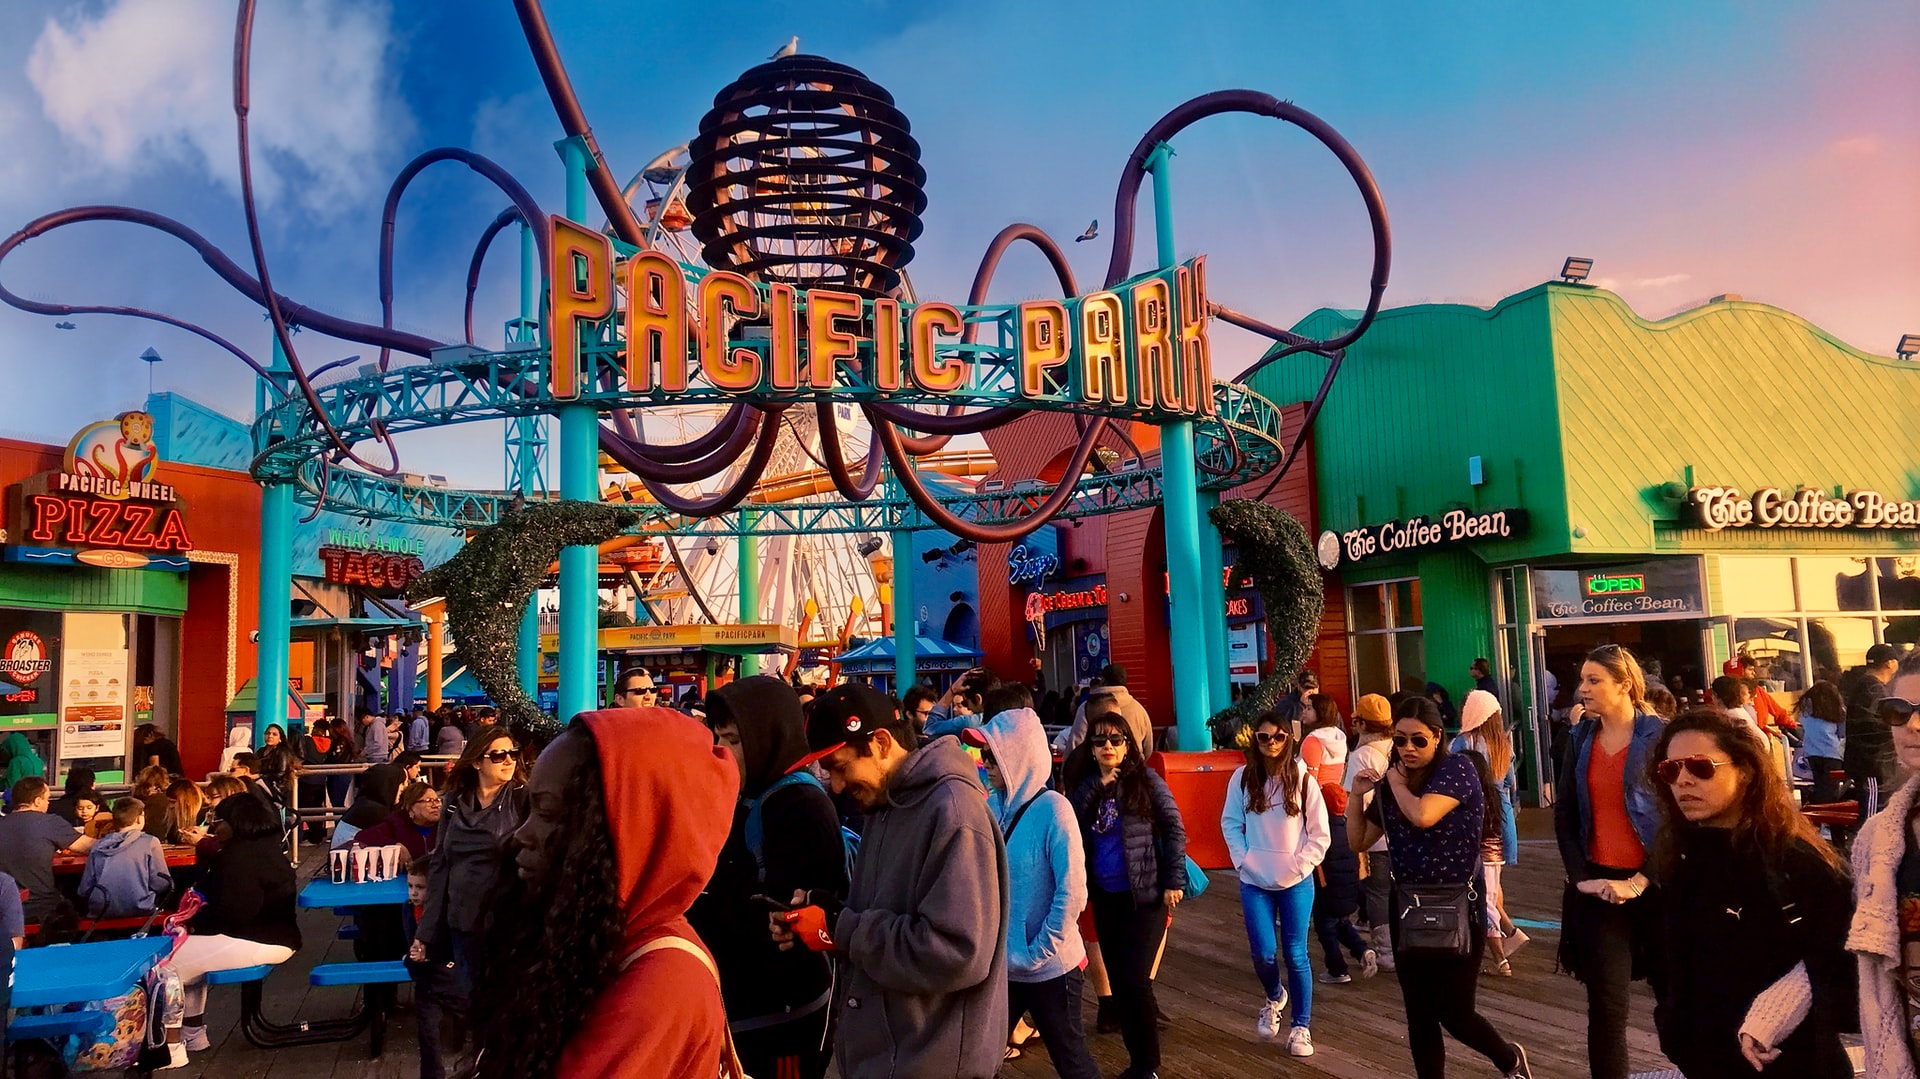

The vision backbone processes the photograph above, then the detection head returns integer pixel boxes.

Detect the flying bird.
[53,321,75,330]
[640,143,690,185]
[1075,220,1099,243]
[772,36,799,59]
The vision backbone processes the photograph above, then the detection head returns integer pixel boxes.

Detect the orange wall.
[0,436,261,777]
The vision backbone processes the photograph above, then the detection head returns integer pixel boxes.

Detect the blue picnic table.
[297,877,407,909]
[14,936,170,1010]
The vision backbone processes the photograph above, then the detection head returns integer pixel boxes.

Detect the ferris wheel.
[595,140,902,656]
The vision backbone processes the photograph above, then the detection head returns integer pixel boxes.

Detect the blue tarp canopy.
[835,635,981,673]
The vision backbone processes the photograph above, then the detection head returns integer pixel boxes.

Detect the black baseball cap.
[1868,643,1901,665]
[792,683,905,772]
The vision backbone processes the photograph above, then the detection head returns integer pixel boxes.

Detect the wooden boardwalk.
[164,809,1676,1078]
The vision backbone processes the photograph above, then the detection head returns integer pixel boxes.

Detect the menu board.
[60,648,128,759]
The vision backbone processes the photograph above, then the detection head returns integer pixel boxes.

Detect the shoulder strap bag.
[621,936,752,1079]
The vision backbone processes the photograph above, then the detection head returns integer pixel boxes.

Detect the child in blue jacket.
[77,798,171,918]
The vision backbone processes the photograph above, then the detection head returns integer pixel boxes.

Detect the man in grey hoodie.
[776,682,1009,1079]
[1053,663,1155,756]
[963,685,1099,1079]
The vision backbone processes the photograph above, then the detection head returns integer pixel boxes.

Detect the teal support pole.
[515,222,541,697]
[738,514,760,678]
[256,483,293,741]
[1147,142,1213,749]
[254,336,294,741]
[1200,490,1231,709]
[891,530,915,696]
[556,136,599,720]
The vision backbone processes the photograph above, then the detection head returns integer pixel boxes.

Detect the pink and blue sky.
[0,0,1913,483]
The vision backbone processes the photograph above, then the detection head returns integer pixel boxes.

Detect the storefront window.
[1721,556,1913,688]
[1721,557,1795,613]
[1796,557,1876,611]
[1806,616,1876,683]
[1347,578,1422,698]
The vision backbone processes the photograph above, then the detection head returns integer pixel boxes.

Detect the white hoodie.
[1221,760,1330,891]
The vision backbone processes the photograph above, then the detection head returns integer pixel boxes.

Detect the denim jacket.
[1554,712,1664,880]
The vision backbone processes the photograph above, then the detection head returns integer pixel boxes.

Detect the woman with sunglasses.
[1649,708,1852,1077]
[1849,648,1920,1077]
[1554,643,1665,1079]
[1350,696,1532,1078]
[1065,715,1186,1079]
[1222,712,1330,1057]
[411,725,528,1043]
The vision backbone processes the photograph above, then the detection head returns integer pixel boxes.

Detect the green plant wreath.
[1206,498,1325,746]
[408,501,641,743]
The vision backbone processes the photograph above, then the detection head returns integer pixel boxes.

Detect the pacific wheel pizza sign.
[4,413,192,571]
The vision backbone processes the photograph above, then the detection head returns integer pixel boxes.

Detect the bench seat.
[7,1010,114,1042]
[205,964,274,985]
[310,961,411,987]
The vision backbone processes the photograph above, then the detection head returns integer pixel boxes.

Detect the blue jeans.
[1240,877,1315,1027]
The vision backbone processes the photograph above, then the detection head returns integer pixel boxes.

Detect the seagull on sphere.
[772,36,799,59]
[54,321,75,330]
[1075,220,1099,243]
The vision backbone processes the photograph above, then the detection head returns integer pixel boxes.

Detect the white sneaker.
[182,1026,209,1052]
[159,1043,189,1070]
[1255,995,1285,1040]
[1360,948,1379,979]
[1286,1025,1315,1057]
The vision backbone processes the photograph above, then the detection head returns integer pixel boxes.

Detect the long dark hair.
[468,726,622,1078]
[1799,681,1845,725]
[1457,748,1502,841]
[446,725,526,800]
[1241,711,1304,816]
[1393,696,1450,794]
[1064,715,1154,818]
[1648,708,1844,882]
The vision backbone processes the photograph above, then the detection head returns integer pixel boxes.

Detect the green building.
[1249,282,1920,799]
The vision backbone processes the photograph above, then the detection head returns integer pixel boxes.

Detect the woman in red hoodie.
[470,707,740,1078]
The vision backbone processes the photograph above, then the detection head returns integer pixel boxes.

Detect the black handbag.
[1395,880,1477,958]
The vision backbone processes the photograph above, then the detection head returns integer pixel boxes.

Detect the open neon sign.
[1584,572,1646,596]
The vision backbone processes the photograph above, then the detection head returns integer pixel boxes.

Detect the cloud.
[1633,272,1691,288]
[1829,135,1880,157]
[24,0,411,214]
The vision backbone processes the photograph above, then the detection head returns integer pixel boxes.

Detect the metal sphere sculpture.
[685,55,927,297]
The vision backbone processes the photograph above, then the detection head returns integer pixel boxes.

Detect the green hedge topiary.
[1206,498,1324,747]
[408,501,641,743]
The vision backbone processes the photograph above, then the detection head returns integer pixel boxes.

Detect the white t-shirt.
[1344,737,1392,854]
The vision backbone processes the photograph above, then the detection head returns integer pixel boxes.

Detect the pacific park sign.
[547,216,1216,420]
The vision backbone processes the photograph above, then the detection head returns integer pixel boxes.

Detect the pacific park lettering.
[547,215,1214,417]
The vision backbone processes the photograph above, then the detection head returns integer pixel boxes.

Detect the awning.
[225,677,305,720]
[835,635,982,672]
[290,616,422,635]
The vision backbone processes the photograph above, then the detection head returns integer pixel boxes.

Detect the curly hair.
[1062,714,1154,818]
[1240,711,1304,817]
[1648,708,1843,883]
[467,726,623,1079]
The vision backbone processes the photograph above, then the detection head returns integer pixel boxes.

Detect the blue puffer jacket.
[1068,768,1187,908]
[1554,712,1664,879]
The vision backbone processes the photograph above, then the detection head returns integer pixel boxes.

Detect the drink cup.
[385,845,407,880]
[354,846,375,883]
[329,848,349,884]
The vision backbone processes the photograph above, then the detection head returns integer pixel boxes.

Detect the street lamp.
[1897,334,1920,360]
[1560,257,1594,284]
[140,347,163,396]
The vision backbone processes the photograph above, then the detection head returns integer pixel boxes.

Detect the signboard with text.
[1318,508,1528,570]
[4,413,191,571]
[1689,486,1920,532]
[1533,560,1704,621]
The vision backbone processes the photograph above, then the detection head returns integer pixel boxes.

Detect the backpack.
[742,771,859,889]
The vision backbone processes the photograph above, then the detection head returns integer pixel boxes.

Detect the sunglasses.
[1391,734,1432,749]
[482,748,521,764]
[1253,731,1288,744]
[1090,734,1129,748]
[1656,755,1733,785]
[1877,697,1920,725]
[622,686,657,696]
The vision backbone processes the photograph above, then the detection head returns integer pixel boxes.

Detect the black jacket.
[193,836,302,951]
[1314,814,1362,920]
[1068,768,1187,908]
[419,784,526,944]
[1651,829,1853,1078]
[1844,677,1893,787]
[687,676,845,1024]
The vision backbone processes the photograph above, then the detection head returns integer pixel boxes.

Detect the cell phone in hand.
[752,893,796,913]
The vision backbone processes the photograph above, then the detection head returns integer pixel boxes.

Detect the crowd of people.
[2,640,1917,1077]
